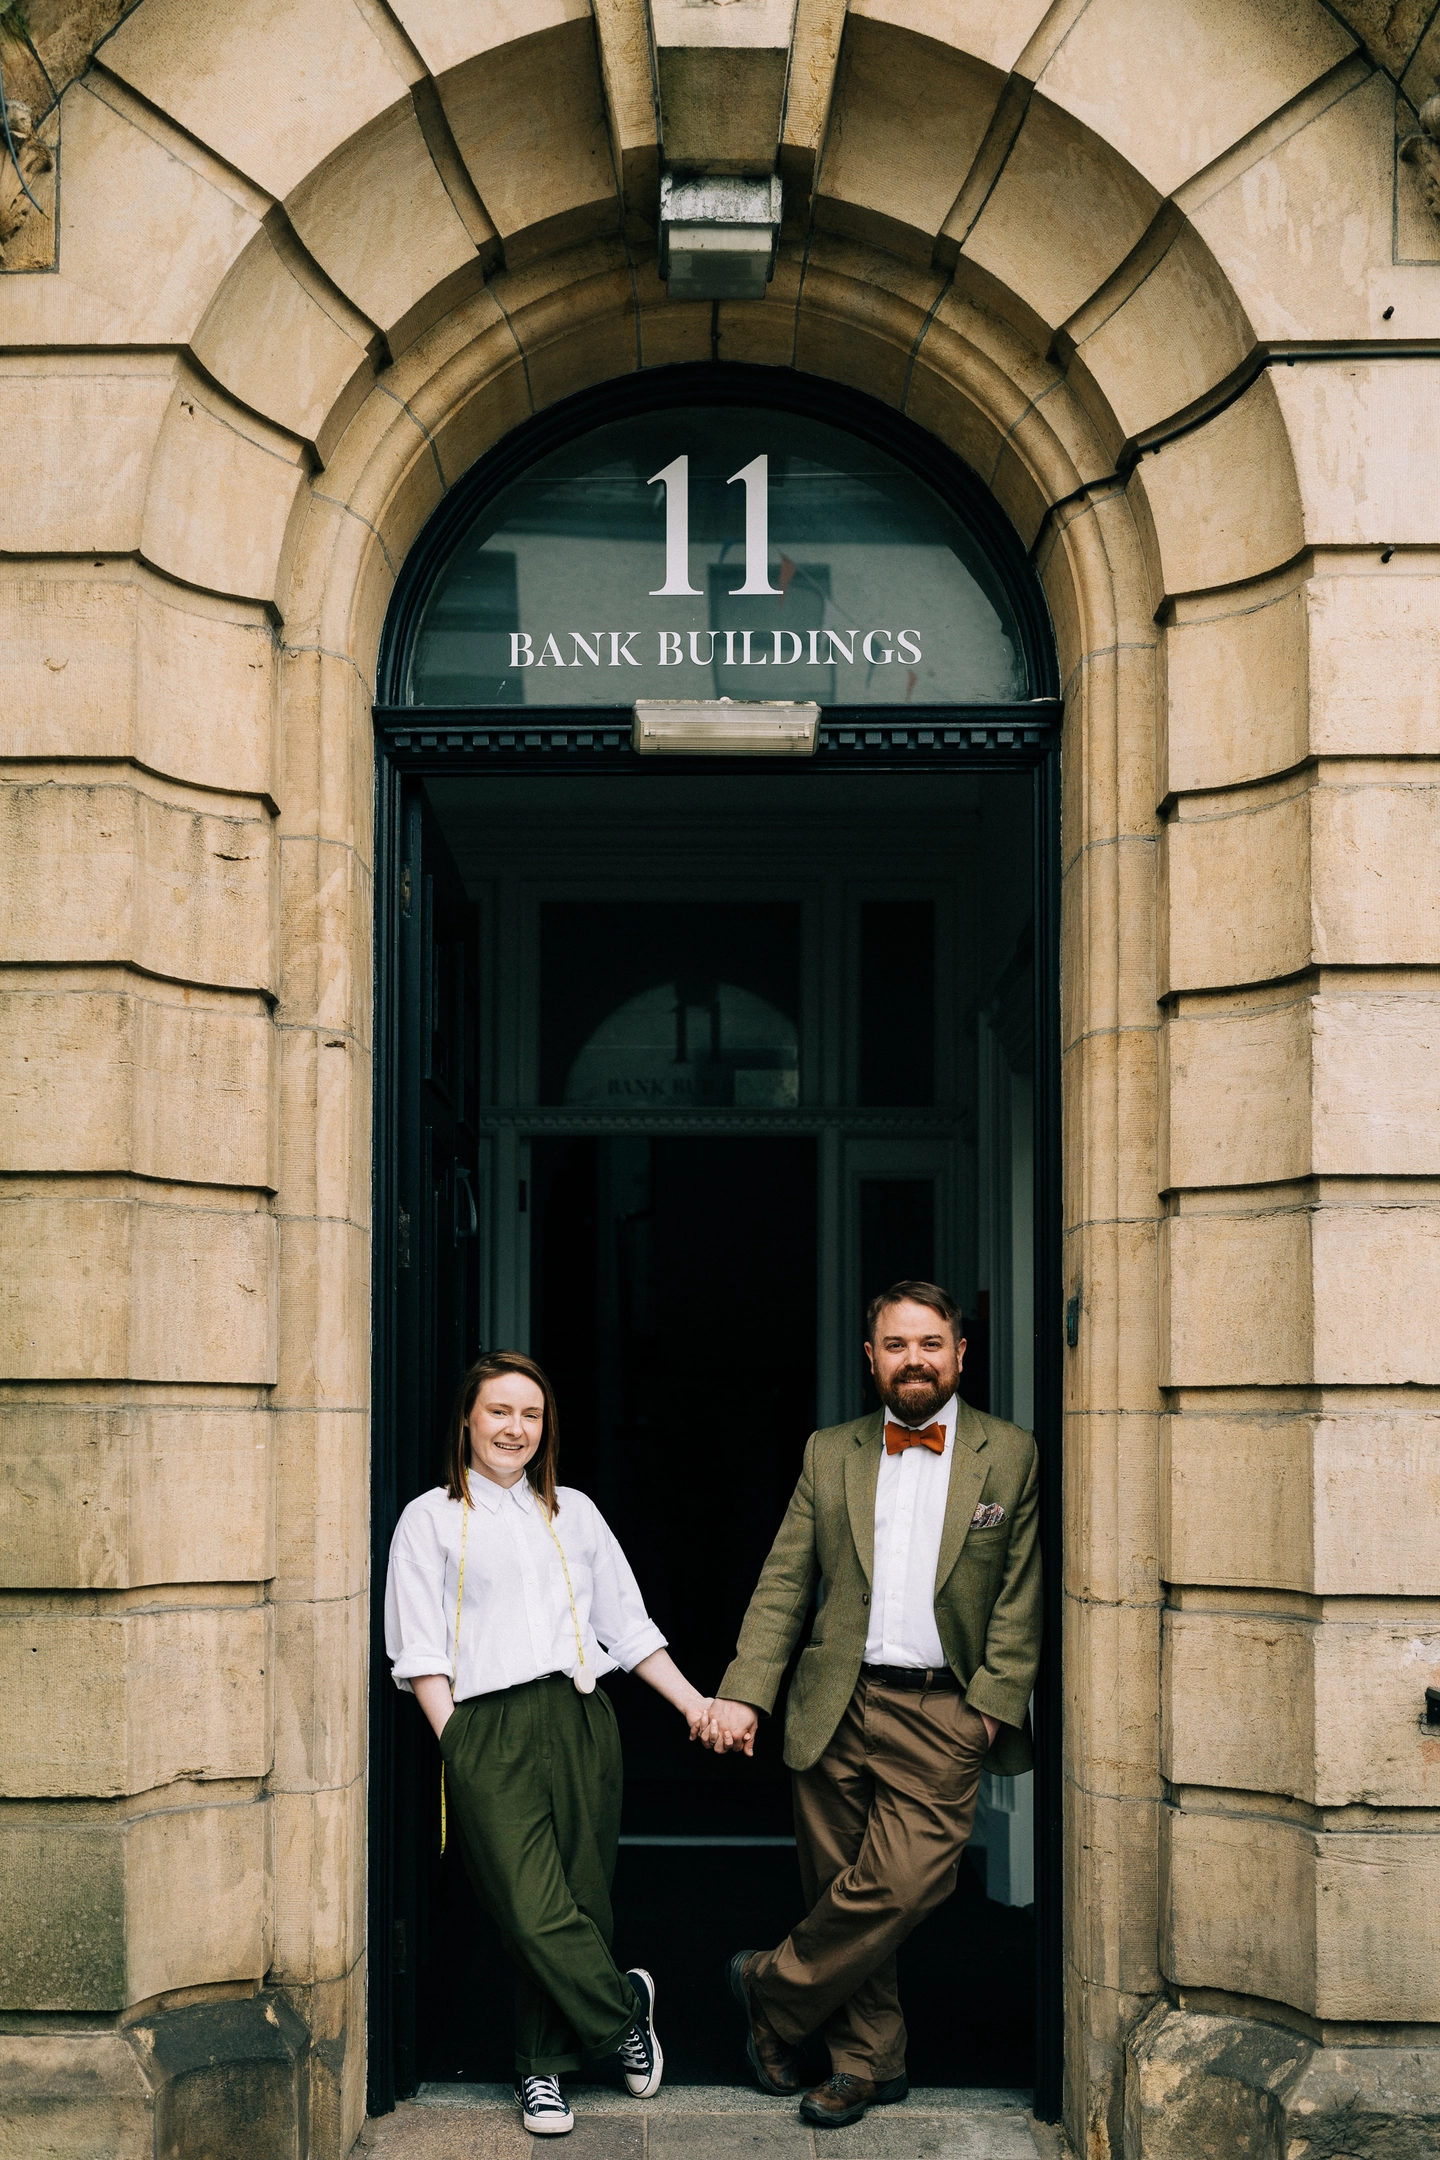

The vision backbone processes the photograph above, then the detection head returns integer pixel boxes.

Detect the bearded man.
[703,1279,1041,2128]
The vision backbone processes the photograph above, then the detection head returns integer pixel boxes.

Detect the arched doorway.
[369,362,1063,2109]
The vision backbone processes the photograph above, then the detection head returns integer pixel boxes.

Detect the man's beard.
[879,1364,953,1426]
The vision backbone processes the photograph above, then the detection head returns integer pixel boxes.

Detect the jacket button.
[861,1594,870,1605]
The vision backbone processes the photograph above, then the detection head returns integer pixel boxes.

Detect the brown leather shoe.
[799,2070,910,2128]
[725,1949,805,2096]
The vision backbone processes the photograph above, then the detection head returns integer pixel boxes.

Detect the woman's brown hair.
[443,1350,561,1517]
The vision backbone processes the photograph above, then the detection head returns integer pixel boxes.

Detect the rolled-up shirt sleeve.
[586,1503,667,1671]
[385,1501,452,1693]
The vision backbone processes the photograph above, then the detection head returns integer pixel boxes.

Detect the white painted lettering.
[689,630,718,666]
[825,630,855,665]
[723,630,737,667]
[649,456,702,595]
[537,635,567,666]
[727,455,782,595]
[863,630,893,664]
[609,631,642,665]
[897,629,922,664]
[740,630,767,665]
[511,633,534,666]
[808,629,821,665]
[773,631,802,664]
[570,632,603,666]
[658,631,682,664]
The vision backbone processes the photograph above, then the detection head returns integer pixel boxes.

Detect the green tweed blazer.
[717,1402,1041,1777]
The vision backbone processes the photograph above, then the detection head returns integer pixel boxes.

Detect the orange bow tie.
[884,1421,945,1456]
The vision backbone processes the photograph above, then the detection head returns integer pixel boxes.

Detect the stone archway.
[6,2,1440,2155]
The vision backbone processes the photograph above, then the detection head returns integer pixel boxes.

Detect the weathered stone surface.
[191,223,375,457]
[1036,0,1355,199]
[0,1406,275,1592]
[103,0,411,199]
[1,775,274,991]
[1129,373,1303,599]
[0,358,175,555]
[285,100,483,353]
[0,983,275,1187]
[0,2029,154,2160]
[1164,1409,1440,1598]
[0,568,275,796]
[652,0,792,173]
[815,18,1003,262]
[0,1191,278,1384]
[436,18,618,264]
[1165,1807,1440,2020]
[0,1605,269,1800]
[131,1990,310,2160]
[0,79,260,349]
[1165,1605,1440,1807]
[141,373,310,604]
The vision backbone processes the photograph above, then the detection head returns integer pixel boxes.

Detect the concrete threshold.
[355,2081,1069,2157]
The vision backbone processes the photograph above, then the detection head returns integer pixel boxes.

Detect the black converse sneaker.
[515,2075,574,2135]
[617,1967,664,2098]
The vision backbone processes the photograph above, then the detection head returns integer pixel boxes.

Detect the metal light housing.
[633,699,819,755]
[659,173,783,302]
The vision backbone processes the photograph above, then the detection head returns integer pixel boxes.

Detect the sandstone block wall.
[2,0,1438,2155]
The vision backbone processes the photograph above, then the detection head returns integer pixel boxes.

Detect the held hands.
[696,1697,759,1756]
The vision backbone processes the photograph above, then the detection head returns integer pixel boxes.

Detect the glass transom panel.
[404,408,1028,709]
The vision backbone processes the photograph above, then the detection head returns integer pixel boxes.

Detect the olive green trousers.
[439,1673,639,2076]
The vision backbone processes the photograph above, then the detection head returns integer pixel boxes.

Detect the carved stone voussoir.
[1,98,56,270]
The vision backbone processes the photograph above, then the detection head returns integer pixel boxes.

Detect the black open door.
[370,778,481,2108]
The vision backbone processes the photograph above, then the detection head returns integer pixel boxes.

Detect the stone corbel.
[592,0,846,237]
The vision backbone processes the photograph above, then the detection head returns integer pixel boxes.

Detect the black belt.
[860,1662,960,1692]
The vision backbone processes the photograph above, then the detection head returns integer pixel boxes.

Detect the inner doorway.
[382,764,1045,2088]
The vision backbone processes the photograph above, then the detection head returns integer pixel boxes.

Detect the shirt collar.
[463,1471,535,1514]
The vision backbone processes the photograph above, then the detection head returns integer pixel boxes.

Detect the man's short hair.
[865,1279,965,1344]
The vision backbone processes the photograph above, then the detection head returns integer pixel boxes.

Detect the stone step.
[355,2082,1068,2160]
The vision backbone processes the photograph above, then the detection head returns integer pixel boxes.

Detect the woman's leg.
[442,1677,637,2077]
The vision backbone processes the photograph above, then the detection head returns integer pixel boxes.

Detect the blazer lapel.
[844,1412,885,1584]
[934,1399,989,1597]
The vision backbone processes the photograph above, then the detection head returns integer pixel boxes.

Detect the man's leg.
[752,1679,989,2077]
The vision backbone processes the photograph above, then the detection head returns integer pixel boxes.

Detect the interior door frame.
[369,725,1063,2119]
[368,360,1064,2122]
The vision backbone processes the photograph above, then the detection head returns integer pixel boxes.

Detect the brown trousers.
[750,1675,989,2079]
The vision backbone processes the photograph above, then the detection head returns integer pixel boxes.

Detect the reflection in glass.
[406,408,1028,708]
[539,901,801,1107]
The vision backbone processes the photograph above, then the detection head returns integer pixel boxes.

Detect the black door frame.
[367,365,1065,2122]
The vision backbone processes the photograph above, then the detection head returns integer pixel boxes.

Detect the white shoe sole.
[622,1967,664,2099]
[519,2107,574,2136]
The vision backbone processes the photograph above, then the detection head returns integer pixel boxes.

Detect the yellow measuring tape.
[540,1507,592,1691]
[439,1490,470,1856]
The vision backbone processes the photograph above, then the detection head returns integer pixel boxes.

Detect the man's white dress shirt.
[385,1473,666,1700]
[863,1392,958,1668]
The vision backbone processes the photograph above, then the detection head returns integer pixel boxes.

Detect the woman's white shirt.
[384,1473,667,1699]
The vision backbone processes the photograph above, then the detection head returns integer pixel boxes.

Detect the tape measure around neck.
[439,1488,471,1857]
[538,1502,590,1689]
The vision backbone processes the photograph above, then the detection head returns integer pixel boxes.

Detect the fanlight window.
[403,406,1029,710]
[564,982,799,1107]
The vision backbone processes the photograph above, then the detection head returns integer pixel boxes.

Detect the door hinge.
[398,1206,411,1270]
[399,864,412,916]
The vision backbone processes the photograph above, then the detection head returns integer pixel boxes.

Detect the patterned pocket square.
[970,1501,1006,1529]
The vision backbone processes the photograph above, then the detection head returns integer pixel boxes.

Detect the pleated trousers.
[440,1673,639,2075]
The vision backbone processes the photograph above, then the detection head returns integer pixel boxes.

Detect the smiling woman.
[383,1348,717,2137]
